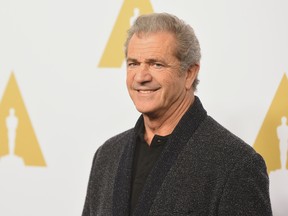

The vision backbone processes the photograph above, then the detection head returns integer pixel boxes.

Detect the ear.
[185,64,200,90]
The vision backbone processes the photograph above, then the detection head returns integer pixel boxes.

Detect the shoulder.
[191,116,266,170]
[95,128,135,159]
[198,116,254,151]
[88,128,135,183]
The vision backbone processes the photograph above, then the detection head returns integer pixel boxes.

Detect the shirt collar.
[134,96,205,141]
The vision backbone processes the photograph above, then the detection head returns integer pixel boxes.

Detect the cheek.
[126,72,133,87]
[162,74,181,89]
[166,78,186,95]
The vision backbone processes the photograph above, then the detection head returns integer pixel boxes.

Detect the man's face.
[126,32,191,118]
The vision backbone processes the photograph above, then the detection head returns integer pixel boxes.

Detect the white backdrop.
[0,0,287,215]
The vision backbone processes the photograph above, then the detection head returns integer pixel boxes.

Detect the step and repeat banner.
[0,0,287,215]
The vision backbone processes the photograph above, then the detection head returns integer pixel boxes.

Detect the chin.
[135,105,154,114]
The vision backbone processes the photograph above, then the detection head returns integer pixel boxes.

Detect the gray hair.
[124,12,201,90]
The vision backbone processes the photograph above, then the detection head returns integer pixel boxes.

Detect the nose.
[134,64,152,83]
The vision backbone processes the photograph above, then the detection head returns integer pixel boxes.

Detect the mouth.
[137,90,156,94]
[132,84,161,95]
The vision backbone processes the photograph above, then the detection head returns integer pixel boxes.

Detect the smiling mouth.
[138,90,155,94]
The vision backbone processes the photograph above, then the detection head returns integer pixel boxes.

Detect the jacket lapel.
[132,97,207,216]
[112,131,136,216]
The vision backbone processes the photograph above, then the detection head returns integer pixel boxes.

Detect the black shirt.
[130,124,170,214]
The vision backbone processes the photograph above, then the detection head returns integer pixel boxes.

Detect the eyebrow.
[126,57,166,64]
[126,57,138,63]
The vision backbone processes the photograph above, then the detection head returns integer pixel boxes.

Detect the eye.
[151,62,164,69]
[127,62,139,68]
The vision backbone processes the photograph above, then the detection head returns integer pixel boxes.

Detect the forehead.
[127,32,177,60]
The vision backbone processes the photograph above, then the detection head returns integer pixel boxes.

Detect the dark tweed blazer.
[82,97,272,216]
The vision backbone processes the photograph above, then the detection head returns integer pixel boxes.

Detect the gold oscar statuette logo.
[99,0,154,68]
[0,72,46,167]
[254,73,288,173]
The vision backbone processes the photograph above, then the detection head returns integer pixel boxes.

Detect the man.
[82,12,272,215]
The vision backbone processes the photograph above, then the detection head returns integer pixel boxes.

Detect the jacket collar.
[113,96,207,216]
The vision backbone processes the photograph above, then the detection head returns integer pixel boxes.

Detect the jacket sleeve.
[218,153,273,216]
[81,149,100,216]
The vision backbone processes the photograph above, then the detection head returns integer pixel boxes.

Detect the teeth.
[139,90,153,94]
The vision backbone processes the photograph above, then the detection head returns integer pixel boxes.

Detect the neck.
[143,95,195,145]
